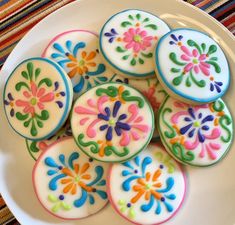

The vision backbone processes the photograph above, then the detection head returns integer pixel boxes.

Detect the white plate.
[0,0,235,224]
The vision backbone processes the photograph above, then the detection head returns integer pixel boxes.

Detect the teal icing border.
[155,28,231,103]
[99,9,171,78]
[3,57,72,141]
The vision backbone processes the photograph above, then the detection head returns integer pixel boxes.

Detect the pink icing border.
[32,136,109,220]
[41,29,98,57]
[107,143,188,225]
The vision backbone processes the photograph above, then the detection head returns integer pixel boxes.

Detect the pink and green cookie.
[158,96,233,167]
[32,137,109,219]
[71,82,154,162]
[108,143,187,225]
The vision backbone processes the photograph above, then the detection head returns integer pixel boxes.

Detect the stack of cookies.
[3,9,233,225]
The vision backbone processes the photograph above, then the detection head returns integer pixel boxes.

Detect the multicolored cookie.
[71,82,154,162]
[158,96,233,167]
[26,120,72,160]
[113,74,167,140]
[33,137,108,219]
[155,28,230,104]
[42,30,116,99]
[108,143,186,225]
[99,9,170,78]
[3,58,73,140]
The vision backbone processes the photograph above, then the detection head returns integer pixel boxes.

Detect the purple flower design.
[54,81,65,108]
[4,93,15,117]
[210,81,223,93]
[169,34,183,45]
[180,107,214,143]
[104,28,118,43]
[98,101,131,141]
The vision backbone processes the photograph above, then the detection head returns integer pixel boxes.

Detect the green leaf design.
[219,115,232,143]
[130,58,136,66]
[29,141,40,153]
[128,15,134,20]
[23,119,31,128]
[190,70,206,87]
[61,202,72,210]
[210,57,218,61]
[31,120,38,136]
[172,74,183,86]
[187,40,202,54]
[121,90,144,108]
[186,76,191,87]
[201,43,206,52]
[96,86,118,97]
[15,82,30,91]
[121,21,132,27]
[207,44,217,55]
[27,62,33,81]
[104,146,129,157]
[52,203,60,213]
[171,68,181,73]
[16,112,29,121]
[172,143,195,162]
[21,71,28,80]
[141,52,153,58]
[206,60,221,73]
[129,208,136,219]
[136,13,141,20]
[35,68,41,80]
[77,134,99,154]
[38,78,53,87]
[116,46,127,53]
[161,108,176,138]
[122,55,130,60]
[48,194,58,203]
[169,53,186,66]
[212,100,224,112]
[138,58,144,64]
[144,24,157,30]
[36,119,43,128]
[143,17,149,23]
[36,110,49,120]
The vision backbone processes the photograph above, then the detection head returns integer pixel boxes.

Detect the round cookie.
[3,58,73,141]
[155,28,230,104]
[33,137,108,219]
[158,96,233,167]
[26,120,72,160]
[108,143,186,225]
[42,30,116,99]
[99,9,170,78]
[71,82,154,162]
[113,74,167,140]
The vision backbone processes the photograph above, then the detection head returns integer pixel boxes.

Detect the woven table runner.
[0,0,234,224]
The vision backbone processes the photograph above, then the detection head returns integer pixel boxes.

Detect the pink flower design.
[123,28,153,53]
[142,87,160,112]
[180,46,210,76]
[15,81,54,115]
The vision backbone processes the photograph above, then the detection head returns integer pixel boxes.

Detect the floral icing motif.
[4,62,65,137]
[120,154,176,218]
[159,96,233,166]
[48,194,72,213]
[26,122,72,160]
[44,151,107,210]
[104,12,159,66]
[168,33,223,93]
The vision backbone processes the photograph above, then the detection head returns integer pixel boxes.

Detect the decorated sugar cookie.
[42,30,116,99]
[155,28,230,104]
[33,137,108,219]
[71,82,154,162]
[114,74,167,140]
[3,58,73,140]
[99,9,170,78]
[108,144,186,225]
[158,96,233,166]
[26,120,72,160]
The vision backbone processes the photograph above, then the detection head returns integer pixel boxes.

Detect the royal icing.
[3,58,73,140]
[158,96,233,166]
[108,144,186,225]
[71,82,154,162]
[99,9,170,78]
[33,137,108,219]
[42,30,116,99]
[26,120,72,160]
[113,74,167,140]
[155,28,230,104]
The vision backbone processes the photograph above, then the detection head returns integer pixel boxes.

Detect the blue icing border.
[99,9,171,78]
[3,57,72,141]
[155,28,230,103]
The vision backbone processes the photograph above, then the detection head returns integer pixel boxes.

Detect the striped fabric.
[0,0,234,224]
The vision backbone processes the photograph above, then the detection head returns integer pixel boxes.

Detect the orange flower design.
[61,162,93,195]
[66,51,97,78]
[131,169,162,203]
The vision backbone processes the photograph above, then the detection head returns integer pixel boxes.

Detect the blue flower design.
[104,28,118,43]
[210,80,223,93]
[169,34,183,45]
[4,92,15,117]
[98,101,131,141]
[180,107,214,142]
